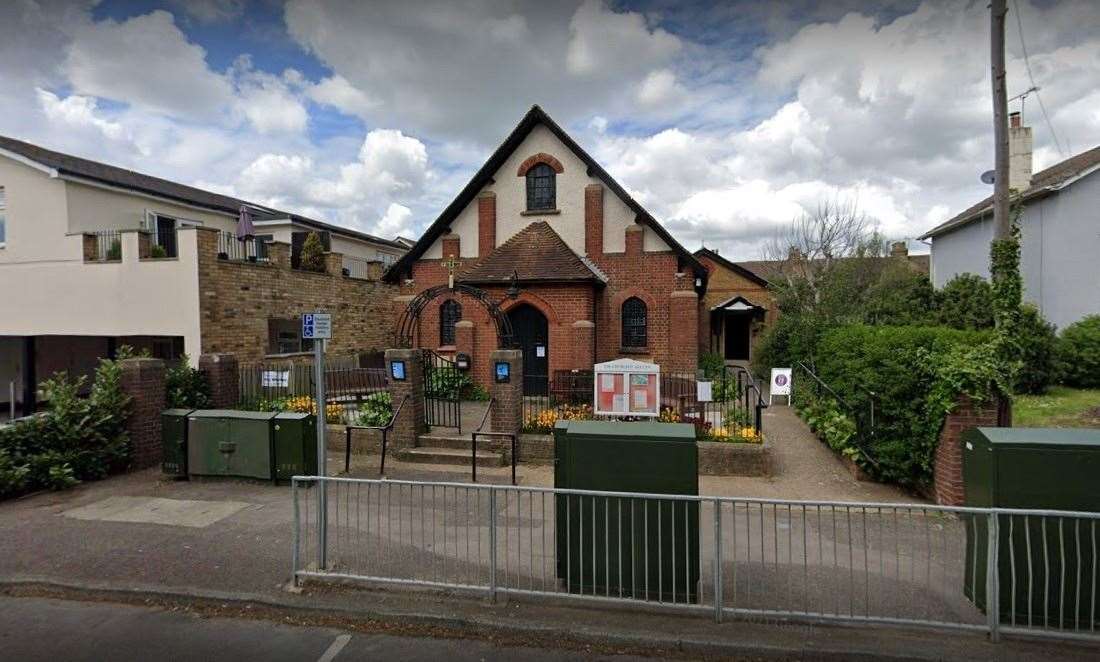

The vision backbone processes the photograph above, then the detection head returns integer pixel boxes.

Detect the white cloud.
[170,0,245,24]
[635,69,683,107]
[566,0,681,76]
[308,75,377,119]
[64,10,233,119]
[373,203,414,238]
[231,58,310,134]
[36,88,129,144]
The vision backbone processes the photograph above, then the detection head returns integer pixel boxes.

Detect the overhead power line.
[1011,0,1068,157]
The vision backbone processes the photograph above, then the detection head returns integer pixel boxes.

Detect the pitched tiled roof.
[921,144,1100,239]
[0,134,406,249]
[458,221,605,284]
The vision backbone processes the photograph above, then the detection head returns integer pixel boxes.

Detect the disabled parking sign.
[302,313,332,340]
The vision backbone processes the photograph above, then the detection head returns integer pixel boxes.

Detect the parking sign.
[302,313,332,340]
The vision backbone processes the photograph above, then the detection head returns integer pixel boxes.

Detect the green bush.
[0,351,132,499]
[936,273,994,330]
[1058,315,1100,388]
[1013,304,1059,394]
[150,243,168,258]
[698,352,725,379]
[165,355,211,408]
[425,369,474,400]
[355,392,394,427]
[813,325,994,488]
[106,239,122,261]
[299,231,326,272]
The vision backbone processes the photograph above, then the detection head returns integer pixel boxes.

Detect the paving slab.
[63,496,251,528]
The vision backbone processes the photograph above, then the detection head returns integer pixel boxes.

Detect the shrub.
[936,273,995,330]
[1013,304,1059,394]
[299,231,326,272]
[106,239,122,261]
[0,351,132,499]
[165,355,211,408]
[1058,315,1100,388]
[698,352,725,379]
[355,392,393,427]
[813,325,994,488]
[425,369,474,400]
[150,243,168,258]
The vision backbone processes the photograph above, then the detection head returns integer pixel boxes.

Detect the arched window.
[621,297,647,348]
[526,162,556,211]
[439,299,461,346]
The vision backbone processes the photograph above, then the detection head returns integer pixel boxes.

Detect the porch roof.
[710,294,766,312]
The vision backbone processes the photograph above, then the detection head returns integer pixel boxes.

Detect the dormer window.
[526,163,556,211]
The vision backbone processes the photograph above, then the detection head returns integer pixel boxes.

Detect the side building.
[0,135,403,416]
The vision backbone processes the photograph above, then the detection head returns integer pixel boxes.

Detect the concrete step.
[416,433,475,450]
[394,446,504,467]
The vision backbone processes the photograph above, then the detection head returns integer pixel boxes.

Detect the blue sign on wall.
[494,361,510,383]
[391,360,406,381]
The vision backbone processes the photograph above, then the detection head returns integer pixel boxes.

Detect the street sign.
[302,313,332,340]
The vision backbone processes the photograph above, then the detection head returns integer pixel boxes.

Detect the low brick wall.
[697,440,772,477]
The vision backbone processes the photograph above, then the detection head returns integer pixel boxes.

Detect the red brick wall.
[119,357,166,470]
[933,394,1004,506]
[478,192,496,256]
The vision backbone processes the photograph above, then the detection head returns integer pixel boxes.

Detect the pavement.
[0,412,1097,659]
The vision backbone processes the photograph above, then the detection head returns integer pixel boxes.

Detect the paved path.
[714,405,917,503]
[0,595,645,661]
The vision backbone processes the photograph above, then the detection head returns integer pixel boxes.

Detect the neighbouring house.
[0,135,405,416]
[696,242,929,364]
[384,105,707,393]
[921,112,1100,330]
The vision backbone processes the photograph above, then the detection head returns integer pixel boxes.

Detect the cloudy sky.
[2,0,1098,259]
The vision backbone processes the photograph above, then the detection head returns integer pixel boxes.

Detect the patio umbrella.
[235,204,255,240]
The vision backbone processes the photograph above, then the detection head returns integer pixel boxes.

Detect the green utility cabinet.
[161,409,193,477]
[272,412,317,481]
[554,420,699,603]
[962,427,1100,628]
[188,410,277,480]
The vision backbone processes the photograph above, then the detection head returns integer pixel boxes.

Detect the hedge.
[812,325,993,489]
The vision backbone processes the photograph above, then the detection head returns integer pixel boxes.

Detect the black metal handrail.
[344,394,408,475]
[470,398,517,486]
[794,361,878,467]
[731,365,768,434]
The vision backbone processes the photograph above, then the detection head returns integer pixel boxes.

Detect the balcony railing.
[84,230,123,262]
[218,231,269,263]
[342,255,378,280]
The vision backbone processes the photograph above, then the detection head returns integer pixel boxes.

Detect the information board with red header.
[593,358,660,417]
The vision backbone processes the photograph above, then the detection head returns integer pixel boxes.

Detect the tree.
[936,273,995,329]
[299,231,326,273]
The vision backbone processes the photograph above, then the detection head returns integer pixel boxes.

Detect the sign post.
[303,313,332,567]
[769,367,792,406]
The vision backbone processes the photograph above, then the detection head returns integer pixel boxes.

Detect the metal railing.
[343,395,408,474]
[291,477,1100,643]
[341,255,380,280]
[470,398,518,486]
[795,361,878,467]
[218,231,269,262]
[85,230,123,262]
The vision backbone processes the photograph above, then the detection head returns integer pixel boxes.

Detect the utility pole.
[990,0,1010,240]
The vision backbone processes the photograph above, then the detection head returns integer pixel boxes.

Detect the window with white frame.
[0,187,7,246]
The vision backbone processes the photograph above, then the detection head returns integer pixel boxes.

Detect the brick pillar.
[454,319,475,359]
[584,184,604,257]
[323,251,344,275]
[267,242,290,268]
[119,358,166,470]
[670,289,699,374]
[625,223,643,255]
[199,353,240,408]
[82,234,97,262]
[441,232,460,260]
[490,349,523,436]
[933,394,1003,506]
[478,191,496,257]
[571,320,595,370]
[385,348,425,448]
[366,260,384,280]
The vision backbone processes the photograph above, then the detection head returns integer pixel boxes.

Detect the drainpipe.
[591,290,598,366]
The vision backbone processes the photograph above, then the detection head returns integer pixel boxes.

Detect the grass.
[1013,386,1100,428]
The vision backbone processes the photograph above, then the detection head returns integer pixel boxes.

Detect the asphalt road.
[0,596,648,662]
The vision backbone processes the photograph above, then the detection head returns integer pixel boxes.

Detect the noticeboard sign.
[593,358,660,417]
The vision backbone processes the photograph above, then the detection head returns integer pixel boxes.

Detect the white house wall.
[425,123,669,259]
[0,156,71,263]
[930,170,1100,329]
[64,181,237,234]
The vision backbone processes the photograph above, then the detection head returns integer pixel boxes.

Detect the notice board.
[593,358,660,417]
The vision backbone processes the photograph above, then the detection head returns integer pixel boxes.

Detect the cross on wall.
[443,253,462,289]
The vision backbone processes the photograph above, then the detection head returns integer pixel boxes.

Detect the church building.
[384,106,707,393]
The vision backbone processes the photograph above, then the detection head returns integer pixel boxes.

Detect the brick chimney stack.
[890,241,908,258]
[1008,111,1033,192]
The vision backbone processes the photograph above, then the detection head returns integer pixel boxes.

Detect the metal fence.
[218,231,270,262]
[86,230,123,261]
[341,255,377,280]
[292,477,1100,643]
[238,359,387,422]
[521,368,765,436]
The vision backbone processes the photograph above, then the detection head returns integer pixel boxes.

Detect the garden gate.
[423,349,462,431]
